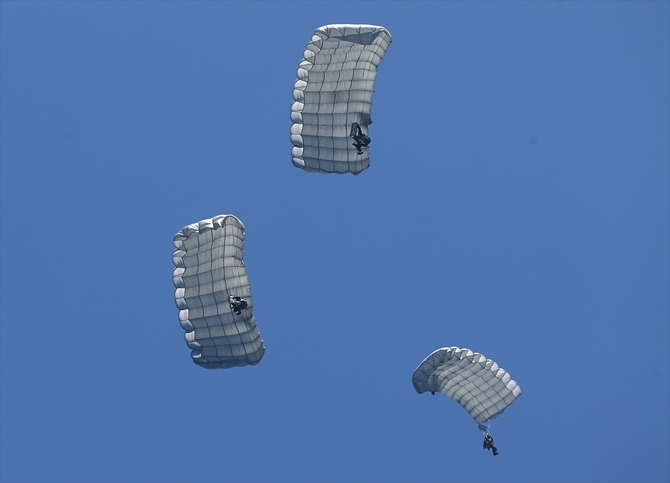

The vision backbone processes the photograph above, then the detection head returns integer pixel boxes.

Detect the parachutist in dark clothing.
[350,122,371,155]
[228,295,248,315]
[483,434,499,456]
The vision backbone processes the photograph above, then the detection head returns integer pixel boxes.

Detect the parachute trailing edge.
[172,215,265,369]
[412,347,521,424]
[290,24,392,175]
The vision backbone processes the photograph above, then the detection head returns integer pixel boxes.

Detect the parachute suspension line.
[195,222,208,316]
[229,217,247,300]
[427,393,482,432]
[427,389,463,416]
[427,396,492,435]
[217,218,243,347]
[428,392,450,409]
[221,217,232,298]
[230,219,251,358]
[217,218,237,362]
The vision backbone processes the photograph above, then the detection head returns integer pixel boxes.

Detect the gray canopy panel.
[412,347,522,423]
[172,215,265,369]
[290,24,392,175]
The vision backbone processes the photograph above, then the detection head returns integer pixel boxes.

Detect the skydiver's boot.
[493,447,499,456]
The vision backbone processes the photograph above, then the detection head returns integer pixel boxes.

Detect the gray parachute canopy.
[290,24,392,175]
[412,347,522,424]
[172,215,265,369]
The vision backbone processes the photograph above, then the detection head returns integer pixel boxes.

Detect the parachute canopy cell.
[172,214,265,369]
[412,347,522,423]
[290,24,393,175]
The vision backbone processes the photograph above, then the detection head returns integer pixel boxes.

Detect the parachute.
[412,347,521,424]
[172,215,265,369]
[290,24,393,175]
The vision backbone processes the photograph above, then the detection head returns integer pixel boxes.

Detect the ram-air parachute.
[172,215,265,369]
[290,24,392,175]
[412,347,521,424]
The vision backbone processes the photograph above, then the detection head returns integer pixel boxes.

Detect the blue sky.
[1,2,668,482]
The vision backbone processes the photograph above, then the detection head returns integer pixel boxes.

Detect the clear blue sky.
[1,2,668,482]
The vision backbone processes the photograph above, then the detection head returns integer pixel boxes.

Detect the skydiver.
[350,122,371,155]
[228,295,248,315]
[483,434,499,456]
